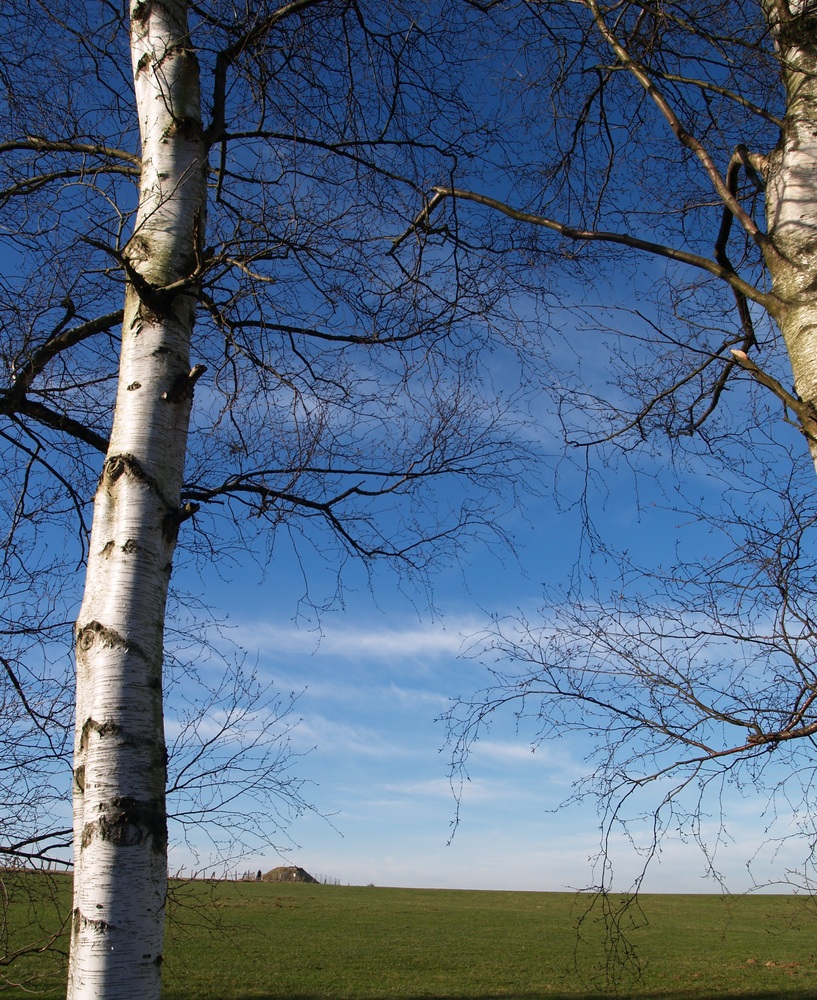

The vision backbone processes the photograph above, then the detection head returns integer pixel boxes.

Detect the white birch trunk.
[763,1,817,472]
[68,2,206,997]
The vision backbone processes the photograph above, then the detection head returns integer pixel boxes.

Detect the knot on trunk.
[162,501,199,541]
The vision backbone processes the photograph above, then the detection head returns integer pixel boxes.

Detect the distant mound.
[262,866,318,883]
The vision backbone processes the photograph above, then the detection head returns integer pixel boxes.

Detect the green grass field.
[3,874,817,998]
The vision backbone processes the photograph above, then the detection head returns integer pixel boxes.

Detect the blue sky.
[163,404,810,895]
[0,6,800,896]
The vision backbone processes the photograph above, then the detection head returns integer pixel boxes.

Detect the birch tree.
[0,2,524,997]
[402,0,817,894]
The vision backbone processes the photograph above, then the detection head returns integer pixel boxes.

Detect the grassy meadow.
[2,874,817,998]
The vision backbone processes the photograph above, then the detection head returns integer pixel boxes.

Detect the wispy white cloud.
[381,777,461,800]
[468,738,585,779]
[381,772,563,807]
[294,714,409,759]
[470,739,547,763]
[261,674,450,711]
[237,618,481,661]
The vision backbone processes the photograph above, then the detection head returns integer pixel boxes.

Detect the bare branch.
[429,186,776,312]
[584,0,765,245]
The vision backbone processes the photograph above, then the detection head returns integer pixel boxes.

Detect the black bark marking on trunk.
[79,717,122,751]
[131,2,155,26]
[161,364,206,403]
[162,501,199,541]
[81,796,168,853]
[164,115,203,142]
[121,538,138,553]
[779,13,817,46]
[102,453,174,509]
[76,621,146,659]
[73,907,114,934]
[105,453,145,484]
[74,765,85,792]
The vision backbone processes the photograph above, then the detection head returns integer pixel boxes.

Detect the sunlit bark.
[763,0,817,472]
[68,2,207,997]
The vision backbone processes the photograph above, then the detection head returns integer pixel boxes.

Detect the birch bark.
[68,2,206,997]
[763,0,817,470]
